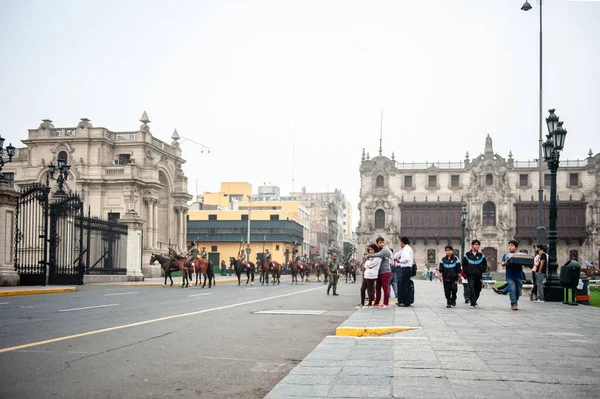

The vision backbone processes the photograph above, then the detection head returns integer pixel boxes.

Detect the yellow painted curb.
[336,326,418,337]
[0,287,77,297]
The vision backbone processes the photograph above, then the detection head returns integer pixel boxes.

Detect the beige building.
[357,135,600,271]
[3,113,192,277]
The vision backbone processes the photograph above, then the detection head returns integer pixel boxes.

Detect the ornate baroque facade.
[357,136,600,271]
[3,113,192,275]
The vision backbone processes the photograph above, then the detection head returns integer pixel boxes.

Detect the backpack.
[411,262,417,277]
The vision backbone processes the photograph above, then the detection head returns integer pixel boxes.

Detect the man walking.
[327,253,340,296]
[439,245,461,308]
[462,240,487,308]
[534,244,547,302]
[395,236,414,307]
[501,240,525,311]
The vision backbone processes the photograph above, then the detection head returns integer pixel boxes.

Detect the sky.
[1,0,599,220]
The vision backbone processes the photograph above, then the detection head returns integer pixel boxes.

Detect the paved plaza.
[267,279,600,398]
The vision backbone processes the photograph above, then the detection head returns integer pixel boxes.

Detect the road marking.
[246,288,258,290]
[187,293,212,298]
[0,302,10,305]
[21,306,35,309]
[254,310,327,315]
[59,304,119,312]
[104,292,139,297]
[0,286,322,354]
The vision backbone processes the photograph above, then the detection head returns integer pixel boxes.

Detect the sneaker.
[470,305,476,309]
[452,300,456,307]
[333,293,339,296]
[474,305,479,308]
[465,299,470,304]
[356,305,364,309]
[492,287,499,294]
[446,304,452,308]
[378,304,389,308]
[537,299,545,303]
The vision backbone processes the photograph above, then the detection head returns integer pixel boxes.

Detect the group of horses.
[228,257,284,286]
[149,250,215,288]
[149,250,360,288]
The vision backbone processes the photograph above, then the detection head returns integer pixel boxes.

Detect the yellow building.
[202,182,252,209]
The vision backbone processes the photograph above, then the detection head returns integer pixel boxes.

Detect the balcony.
[103,165,139,179]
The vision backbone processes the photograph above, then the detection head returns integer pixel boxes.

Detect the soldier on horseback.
[186,242,199,271]
[264,249,272,269]
[239,250,247,266]
[199,245,208,259]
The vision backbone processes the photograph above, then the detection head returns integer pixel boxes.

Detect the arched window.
[486,173,493,186]
[58,150,68,167]
[376,175,384,188]
[375,209,385,229]
[482,202,496,226]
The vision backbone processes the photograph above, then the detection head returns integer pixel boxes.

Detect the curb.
[0,287,77,297]
[89,279,240,286]
[336,326,419,337]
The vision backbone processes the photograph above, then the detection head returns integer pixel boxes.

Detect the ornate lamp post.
[460,200,467,258]
[542,108,567,302]
[0,135,16,184]
[47,159,71,196]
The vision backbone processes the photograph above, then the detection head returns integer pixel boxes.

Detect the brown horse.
[289,261,299,284]
[150,253,188,287]
[257,259,282,285]
[168,252,192,288]
[313,261,328,283]
[191,258,215,288]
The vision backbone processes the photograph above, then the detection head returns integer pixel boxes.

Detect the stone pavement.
[266,279,600,398]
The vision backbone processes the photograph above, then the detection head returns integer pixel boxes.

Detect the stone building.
[357,135,600,271]
[3,113,192,277]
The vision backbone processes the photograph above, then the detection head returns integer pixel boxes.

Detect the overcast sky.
[1,0,599,216]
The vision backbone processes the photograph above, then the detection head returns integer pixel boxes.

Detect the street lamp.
[522,0,546,246]
[47,159,71,196]
[542,108,568,302]
[0,135,16,184]
[460,200,467,258]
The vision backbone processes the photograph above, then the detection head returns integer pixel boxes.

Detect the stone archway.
[482,247,498,272]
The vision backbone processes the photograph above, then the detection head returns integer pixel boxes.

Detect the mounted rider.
[186,242,198,270]
[199,246,208,259]
[264,248,273,269]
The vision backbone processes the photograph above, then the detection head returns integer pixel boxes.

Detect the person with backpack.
[439,245,461,308]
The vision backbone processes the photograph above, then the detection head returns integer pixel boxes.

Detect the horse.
[289,261,299,284]
[257,259,282,285]
[231,257,255,286]
[191,257,215,288]
[150,253,188,288]
[168,252,192,288]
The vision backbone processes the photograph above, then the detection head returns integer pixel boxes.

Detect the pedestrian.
[327,253,340,296]
[395,236,414,307]
[429,268,433,281]
[439,245,461,308]
[462,239,487,308]
[500,239,524,311]
[369,237,392,308]
[534,244,547,302]
[358,244,381,308]
[220,260,227,276]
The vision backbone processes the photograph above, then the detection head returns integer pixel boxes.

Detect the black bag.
[411,262,417,277]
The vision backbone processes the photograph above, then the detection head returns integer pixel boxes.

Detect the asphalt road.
[0,278,361,399]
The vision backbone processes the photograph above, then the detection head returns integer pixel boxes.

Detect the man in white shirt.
[395,236,414,307]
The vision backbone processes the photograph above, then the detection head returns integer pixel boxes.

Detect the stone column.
[119,209,145,281]
[145,198,153,249]
[0,182,20,286]
[152,200,158,249]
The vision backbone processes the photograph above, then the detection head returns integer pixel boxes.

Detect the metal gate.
[14,184,49,286]
[81,215,128,276]
[48,194,84,285]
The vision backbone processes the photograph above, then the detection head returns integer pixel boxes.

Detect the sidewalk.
[266,279,600,398]
[0,274,241,296]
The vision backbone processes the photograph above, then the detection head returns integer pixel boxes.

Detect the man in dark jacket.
[439,245,461,308]
[462,239,487,308]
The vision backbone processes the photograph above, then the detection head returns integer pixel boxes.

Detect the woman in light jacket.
[358,244,381,308]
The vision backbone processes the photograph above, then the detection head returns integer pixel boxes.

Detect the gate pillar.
[0,182,20,286]
[120,209,145,281]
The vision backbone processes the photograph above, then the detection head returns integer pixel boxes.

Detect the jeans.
[375,272,392,305]
[390,268,398,298]
[507,278,523,305]
[535,272,545,300]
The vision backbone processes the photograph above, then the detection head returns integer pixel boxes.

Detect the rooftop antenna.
[379,109,383,156]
